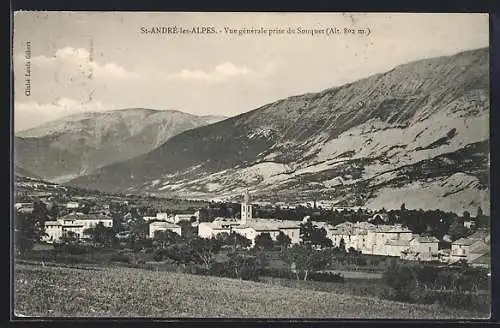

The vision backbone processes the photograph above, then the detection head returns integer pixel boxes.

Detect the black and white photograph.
[12,12,491,319]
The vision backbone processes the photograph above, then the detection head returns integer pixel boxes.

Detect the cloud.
[15,97,108,132]
[30,46,140,80]
[168,62,277,83]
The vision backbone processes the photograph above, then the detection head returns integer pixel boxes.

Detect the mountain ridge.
[68,47,490,214]
[15,109,227,182]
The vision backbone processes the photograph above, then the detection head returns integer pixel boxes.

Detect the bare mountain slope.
[15,108,226,182]
[69,48,490,214]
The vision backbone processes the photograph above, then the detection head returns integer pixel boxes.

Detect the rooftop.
[452,237,478,246]
[470,252,490,265]
[150,221,181,228]
[386,239,411,247]
[469,241,489,254]
[45,221,62,226]
[61,213,113,221]
[414,236,440,243]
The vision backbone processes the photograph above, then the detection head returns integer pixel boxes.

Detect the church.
[197,191,301,246]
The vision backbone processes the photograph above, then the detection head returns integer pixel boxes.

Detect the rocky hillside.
[68,48,490,214]
[15,109,226,183]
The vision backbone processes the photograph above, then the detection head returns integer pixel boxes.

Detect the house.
[43,213,113,243]
[368,213,390,224]
[449,229,490,263]
[198,218,244,239]
[66,202,79,209]
[328,221,377,251]
[365,224,413,256]
[116,231,131,240]
[156,213,170,221]
[401,236,440,262]
[464,220,476,229]
[328,221,441,260]
[143,213,171,222]
[173,213,197,224]
[149,221,182,238]
[143,212,198,224]
[15,202,32,210]
[17,206,34,214]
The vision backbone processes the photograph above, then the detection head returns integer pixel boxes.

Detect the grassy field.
[14,263,490,319]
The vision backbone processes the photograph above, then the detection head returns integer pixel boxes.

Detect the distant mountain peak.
[15,108,226,183]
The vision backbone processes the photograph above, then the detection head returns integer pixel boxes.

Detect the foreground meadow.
[14,263,490,319]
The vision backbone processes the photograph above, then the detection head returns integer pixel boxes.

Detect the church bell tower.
[240,190,252,224]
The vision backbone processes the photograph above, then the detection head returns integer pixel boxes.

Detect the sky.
[12,12,489,132]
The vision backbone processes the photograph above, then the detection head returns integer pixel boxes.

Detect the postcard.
[12,12,491,319]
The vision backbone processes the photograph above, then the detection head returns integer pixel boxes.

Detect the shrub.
[153,250,163,262]
[208,262,232,278]
[239,265,261,281]
[382,261,490,309]
[261,267,296,280]
[60,244,89,255]
[109,254,132,264]
[308,271,344,283]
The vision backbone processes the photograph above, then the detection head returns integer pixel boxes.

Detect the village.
[14,174,490,269]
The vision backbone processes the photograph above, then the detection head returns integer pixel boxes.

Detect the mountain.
[14,165,40,179]
[68,48,490,215]
[15,109,227,183]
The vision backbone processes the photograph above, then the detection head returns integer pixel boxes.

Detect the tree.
[32,201,49,223]
[14,212,47,255]
[84,222,117,247]
[299,220,332,248]
[60,231,78,244]
[152,229,182,248]
[189,237,222,269]
[275,231,292,250]
[48,203,60,219]
[400,203,406,211]
[463,211,471,221]
[476,207,484,218]
[129,218,149,240]
[383,259,417,301]
[284,244,330,281]
[339,237,346,251]
[299,219,315,244]
[223,231,252,249]
[215,232,231,244]
[311,227,333,248]
[254,233,274,250]
[448,219,470,241]
[162,242,195,264]
[225,249,266,281]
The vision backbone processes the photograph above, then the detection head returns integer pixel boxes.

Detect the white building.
[464,220,476,229]
[149,221,182,238]
[401,236,440,262]
[329,221,432,258]
[366,224,414,256]
[143,211,199,224]
[328,220,443,261]
[449,230,490,263]
[66,202,80,209]
[43,213,113,243]
[173,213,198,224]
[156,213,170,221]
[15,202,32,210]
[328,221,378,251]
[198,191,301,247]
